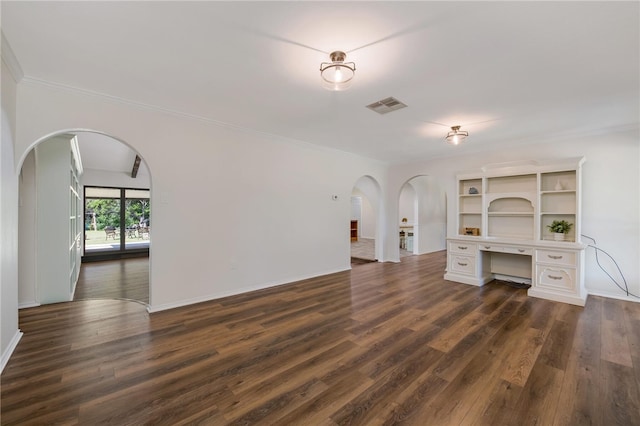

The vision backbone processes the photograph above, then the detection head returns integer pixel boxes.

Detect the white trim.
[528,288,587,306]
[1,330,23,373]
[444,272,492,287]
[395,123,638,167]
[19,77,385,165]
[147,267,350,313]
[70,135,83,175]
[1,32,24,82]
[18,302,40,309]
[587,290,640,304]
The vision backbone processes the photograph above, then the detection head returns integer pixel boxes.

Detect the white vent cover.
[366,97,407,115]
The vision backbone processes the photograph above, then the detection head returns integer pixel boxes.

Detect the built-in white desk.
[444,237,586,306]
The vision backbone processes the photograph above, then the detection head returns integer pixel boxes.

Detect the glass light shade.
[446,126,468,145]
[320,51,355,91]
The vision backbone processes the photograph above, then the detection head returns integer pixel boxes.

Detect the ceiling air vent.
[366,97,407,115]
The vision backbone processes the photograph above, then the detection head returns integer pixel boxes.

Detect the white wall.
[18,150,37,307]
[360,195,375,239]
[352,176,382,243]
[351,190,376,239]
[1,57,22,371]
[388,131,640,301]
[14,81,388,311]
[408,176,447,255]
[398,183,415,224]
[82,167,151,189]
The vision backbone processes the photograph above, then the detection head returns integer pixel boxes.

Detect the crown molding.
[1,32,24,83]
[19,76,387,165]
[544,122,639,141]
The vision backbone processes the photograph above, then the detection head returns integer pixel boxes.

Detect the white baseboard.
[528,288,587,306]
[19,301,40,309]
[1,330,23,373]
[444,272,492,287]
[587,290,640,303]
[147,267,351,313]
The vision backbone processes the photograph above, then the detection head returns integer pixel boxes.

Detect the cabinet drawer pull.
[458,246,468,250]
[484,246,491,249]
[457,262,468,267]
[548,255,563,260]
[548,275,563,280]
[518,249,525,253]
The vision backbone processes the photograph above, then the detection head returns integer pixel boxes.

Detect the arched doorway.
[17,130,152,307]
[350,175,382,264]
[398,175,447,256]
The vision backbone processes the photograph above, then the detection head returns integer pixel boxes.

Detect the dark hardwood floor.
[2,251,639,425]
[73,257,149,304]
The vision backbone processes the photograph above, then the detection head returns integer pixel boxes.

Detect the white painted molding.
[587,290,640,304]
[70,135,83,175]
[18,302,40,309]
[1,330,23,373]
[147,267,351,313]
[19,77,385,164]
[1,31,24,82]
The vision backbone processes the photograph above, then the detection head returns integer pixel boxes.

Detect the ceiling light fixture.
[320,51,355,91]
[446,126,468,145]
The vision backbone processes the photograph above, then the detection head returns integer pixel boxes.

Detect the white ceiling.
[73,132,149,178]
[2,1,639,165]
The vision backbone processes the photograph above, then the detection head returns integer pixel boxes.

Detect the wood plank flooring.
[73,257,149,304]
[2,251,640,425]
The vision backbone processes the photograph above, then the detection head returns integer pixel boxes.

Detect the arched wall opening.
[17,129,152,308]
[351,175,383,263]
[398,175,447,256]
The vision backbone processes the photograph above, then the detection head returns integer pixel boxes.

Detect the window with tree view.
[84,187,150,254]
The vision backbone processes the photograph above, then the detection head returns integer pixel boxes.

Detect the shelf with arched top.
[486,196,535,240]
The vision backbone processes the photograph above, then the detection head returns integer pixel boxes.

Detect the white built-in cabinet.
[445,158,586,306]
[35,135,83,304]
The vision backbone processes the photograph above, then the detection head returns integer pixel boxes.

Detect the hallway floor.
[351,238,413,261]
[74,258,149,304]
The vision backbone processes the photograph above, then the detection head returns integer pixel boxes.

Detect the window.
[84,186,150,257]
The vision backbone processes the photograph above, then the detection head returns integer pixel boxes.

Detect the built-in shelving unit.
[445,158,586,306]
[69,140,83,295]
[36,134,83,304]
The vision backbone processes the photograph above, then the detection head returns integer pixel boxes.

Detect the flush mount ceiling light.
[320,51,356,91]
[446,125,469,145]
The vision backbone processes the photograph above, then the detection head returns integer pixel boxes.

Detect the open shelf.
[541,191,576,214]
[460,179,482,196]
[541,170,577,192]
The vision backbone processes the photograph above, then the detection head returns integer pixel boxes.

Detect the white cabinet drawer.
[505,246,532,255]
[536,265,576,292]
[480,245,532,256]
[450,255,476,275]
[449,242,477,254]
[536,250,576,266]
